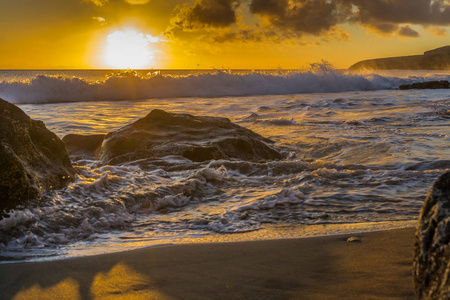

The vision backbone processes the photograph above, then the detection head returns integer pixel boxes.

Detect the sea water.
[0,67,449,261]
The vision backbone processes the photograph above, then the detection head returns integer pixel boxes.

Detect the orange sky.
[1,0,449,69]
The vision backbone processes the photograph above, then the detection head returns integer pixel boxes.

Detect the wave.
[0,155,431,255]
[0,64,437,104]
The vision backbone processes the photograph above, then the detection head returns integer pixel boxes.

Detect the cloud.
[93,16,107,25]
[190,27,321,46]
[424,26,448,36]
[249,0,351,36]
[247,0,450,38]
[84,0,108,6]
[363,22,400,35]
[145,34,167,43]
[165,0,450,44]
[344,0,450,33]
[170,0,241,29]
[346,0,450,26]
[83,0,150,5]
[124,0,150,4]
[208,29,283,43]
[398,25,420,37]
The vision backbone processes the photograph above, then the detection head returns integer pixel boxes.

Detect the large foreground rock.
[0,98,75,211]
[99,109,282,164]
[414,171,450,299]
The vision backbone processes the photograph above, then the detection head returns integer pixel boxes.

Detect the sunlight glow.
[105,30,153,69]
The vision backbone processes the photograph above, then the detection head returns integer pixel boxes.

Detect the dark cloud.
[124,0,150,4]
[340,0,450,36]
[208,28,313,44]
[210,29,266,43]
[345,0,450,26]
[171,0,241,29]
[164,0,450,44]
[363,22,399,34]
[84,0,150,5]
[249,0,351,35]
[398,25,420,37]
[247,0,450,37]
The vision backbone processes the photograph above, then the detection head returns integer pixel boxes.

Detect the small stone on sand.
[346,237,361,243]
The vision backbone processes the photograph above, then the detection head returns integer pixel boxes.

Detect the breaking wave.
[0,65,437,104]
[0,156,430,256]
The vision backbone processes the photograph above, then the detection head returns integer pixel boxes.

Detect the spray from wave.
[0,62,433,104]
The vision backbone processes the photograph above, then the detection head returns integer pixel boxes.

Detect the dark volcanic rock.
[414,171,450,299]
[63,134,105,159]
[399,80,450,90]
[0,98,75,211]
[99,109,282,164]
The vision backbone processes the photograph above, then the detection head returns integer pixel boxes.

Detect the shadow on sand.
[0,228,415,300]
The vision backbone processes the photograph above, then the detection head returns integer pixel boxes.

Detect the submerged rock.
[399,80,450,90]
[0,98,75,211]
[100,109,282,164]
[414,171,450,299]
[63,134,105,159]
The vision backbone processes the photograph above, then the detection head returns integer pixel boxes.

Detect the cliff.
[349,46,450,70]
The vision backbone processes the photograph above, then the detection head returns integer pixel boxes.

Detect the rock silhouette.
[414,171,450,299]
[349,45,450,70]
[0,98,75,211]
[399,80,450,90]
[99,109,282,164]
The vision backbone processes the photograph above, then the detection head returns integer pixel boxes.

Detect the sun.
[104,29,153,69]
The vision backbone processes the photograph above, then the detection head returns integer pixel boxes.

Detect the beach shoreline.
[0,227,416,299]
[0,219,417,264]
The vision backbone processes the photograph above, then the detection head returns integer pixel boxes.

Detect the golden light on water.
[104,29,153,69]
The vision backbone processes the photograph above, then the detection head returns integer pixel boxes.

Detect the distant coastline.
[349,45,450,70]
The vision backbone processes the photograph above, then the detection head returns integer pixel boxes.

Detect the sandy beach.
[0,227,415,300]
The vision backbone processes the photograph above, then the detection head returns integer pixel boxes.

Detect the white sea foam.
[2,76,450,261]
[0,67,439,104]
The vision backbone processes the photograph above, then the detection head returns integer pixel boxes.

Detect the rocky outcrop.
[99,109,282,164]
[414,171,450,299]
[63,134,105,159]
[399,81,450,90]
[0,98,75,211]
[350,54,424,70]
[349,45,450,70]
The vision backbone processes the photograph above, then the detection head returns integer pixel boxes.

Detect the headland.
[349,46,450,70]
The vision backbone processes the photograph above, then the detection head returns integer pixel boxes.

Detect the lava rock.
[99,109,282,164]
[414,171,450,299]
[0,98,75,211]
[63,134,105,159]
[399,80,450,90]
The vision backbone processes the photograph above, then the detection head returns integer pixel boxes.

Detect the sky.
[0,0,450,69]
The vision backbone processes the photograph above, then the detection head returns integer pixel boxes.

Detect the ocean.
[0,67,449,262]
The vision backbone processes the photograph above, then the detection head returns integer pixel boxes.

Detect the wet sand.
[0,227,415,300]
